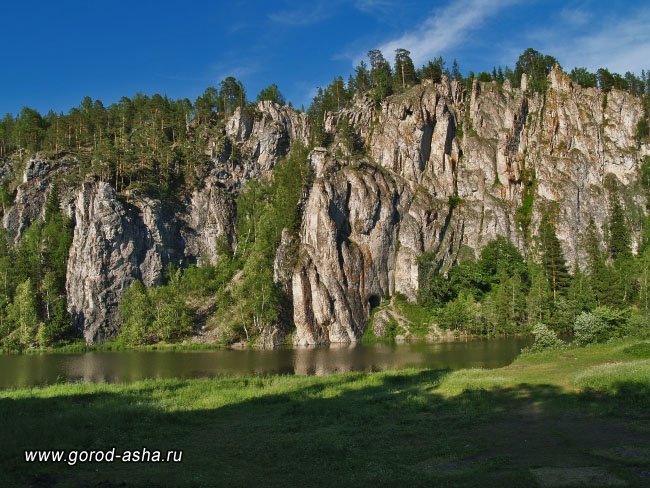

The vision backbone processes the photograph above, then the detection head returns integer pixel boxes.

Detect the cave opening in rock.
[368,294,381,309]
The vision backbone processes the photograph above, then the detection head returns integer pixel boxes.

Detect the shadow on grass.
[1,370,649,488]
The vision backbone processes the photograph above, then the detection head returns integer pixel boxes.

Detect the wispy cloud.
[354,0,396,16]
[207,59,261,85]
[559,4,592,27]
[291,81,321,109]
[534,5,650,74]
[350,0,521,66]
[269,1,336,26]
[269,0,398,27]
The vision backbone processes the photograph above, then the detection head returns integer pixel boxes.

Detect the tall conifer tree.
[584,218,614,306]
[607,196,632,261]
[538,213,570,302]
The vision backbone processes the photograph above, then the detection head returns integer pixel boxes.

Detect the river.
[0,337,532,389]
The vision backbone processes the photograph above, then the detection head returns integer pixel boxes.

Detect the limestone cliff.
[3,159,74,243]
[2,72,649,345]
[292,67,648,344]
[63,103,308,342]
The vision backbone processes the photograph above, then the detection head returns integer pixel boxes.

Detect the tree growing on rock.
[257,84,286,106]
[514,48,559,93]
[219,77,246,114]
[367,49,393,102]
[394,48,417,89]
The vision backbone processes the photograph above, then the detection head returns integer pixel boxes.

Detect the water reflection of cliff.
[291,343,426,376]
[0,337,532,388]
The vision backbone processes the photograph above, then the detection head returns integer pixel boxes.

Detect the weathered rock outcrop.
[4,159,56,243]
[63,102,309,342]
[3,75,649,345]
[292,153,463,345]
[225,101,310,175]
[66,182,182,342]
[291,66,649,344]
[182,178,235,266]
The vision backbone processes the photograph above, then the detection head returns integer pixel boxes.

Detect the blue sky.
[2,0,649,117]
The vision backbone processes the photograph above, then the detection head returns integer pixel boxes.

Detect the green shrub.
[573,312,607,346]
[528,323,565,352]
[623,313,650,339]
[593,306,630,336]
[573,306,631,346]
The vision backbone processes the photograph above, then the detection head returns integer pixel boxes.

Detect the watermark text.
[25,447,182,466]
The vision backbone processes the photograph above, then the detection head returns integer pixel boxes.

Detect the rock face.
[66,178,238,343]
[182,178,235,266]
[3,75,649,344]
[225,101,310,175]
[63,102,309,342]
[292,66,649,344]
[66,182,185,343]
[4,159,55,243]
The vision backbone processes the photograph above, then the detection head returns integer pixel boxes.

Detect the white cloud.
[538,6,650,74]
[350,0,521,66]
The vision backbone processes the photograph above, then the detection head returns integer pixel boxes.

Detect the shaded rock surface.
[66,182,185,343]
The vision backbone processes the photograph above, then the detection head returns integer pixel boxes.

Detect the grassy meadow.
[1,339,650,487]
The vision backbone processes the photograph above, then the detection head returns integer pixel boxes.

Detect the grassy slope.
[1,339,649,487]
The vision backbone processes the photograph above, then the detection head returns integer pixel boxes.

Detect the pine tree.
[605,195,634,305]
[607,196,632,262]
[119,280,153,345]
[353,61,370,93]
[327,77,347,111]
[538,213,570,302]
[256,84,285,105]
[569,67,598,88]
[566,263,596,318]
[637,248,650,311]
[367,49,393,102]
[194,86,219,124]
[584,218,609,306]
[393,48,417,89]
[526,261,552,324]
[219,77,246,114]
[15,107,48,152]
[513,48,559,92]
[420,57,445,84]
[451,59,462,81]
[479,236,528,283]
[38,271,67,346]
[493,271,526,334]
[0,230,12,339]
[336,117,357,155]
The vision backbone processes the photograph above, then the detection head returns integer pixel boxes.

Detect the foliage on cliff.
[416,194,650,341]
[0,184,73,349]
[1,47,650,349]
[116,143,312,346]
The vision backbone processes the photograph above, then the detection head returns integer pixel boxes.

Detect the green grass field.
[1,339,649,487]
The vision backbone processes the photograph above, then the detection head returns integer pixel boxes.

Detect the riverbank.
[2,338,649,487]
[0,340,231,355]
[0,331,526,355]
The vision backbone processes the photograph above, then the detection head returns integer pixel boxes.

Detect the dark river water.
[0,337,532,389]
